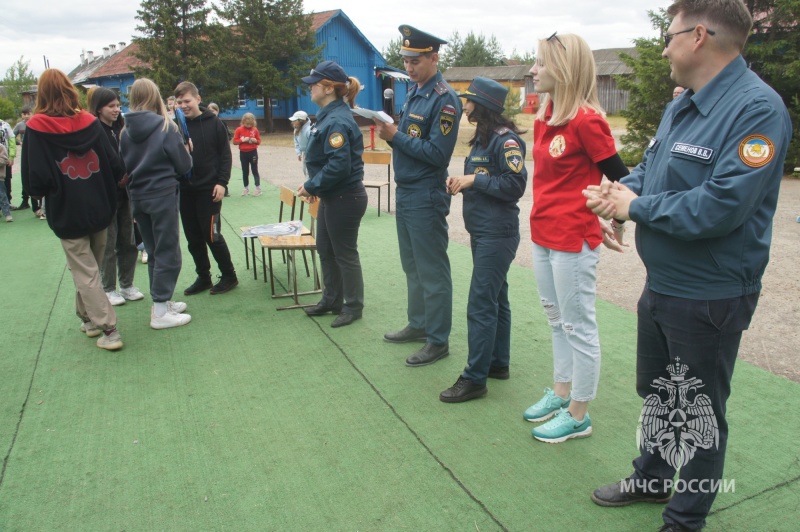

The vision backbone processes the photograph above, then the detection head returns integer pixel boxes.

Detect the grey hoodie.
[120,111,192,201]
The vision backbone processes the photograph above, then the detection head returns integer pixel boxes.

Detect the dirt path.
[239,136,800,383]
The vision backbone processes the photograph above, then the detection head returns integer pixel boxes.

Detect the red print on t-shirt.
[57,150,100,180]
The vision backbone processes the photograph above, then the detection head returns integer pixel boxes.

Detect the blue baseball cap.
[459,77,508,114]
[301,61,348,84]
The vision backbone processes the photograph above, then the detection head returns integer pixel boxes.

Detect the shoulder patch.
[505,149,524,173]
[739,134,774,168]
[329,132,345,149]
[503,138,520,149]
[434,81,450,95]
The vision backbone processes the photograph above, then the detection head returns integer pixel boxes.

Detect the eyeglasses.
[663,26,716,48]
[547,31,566,50]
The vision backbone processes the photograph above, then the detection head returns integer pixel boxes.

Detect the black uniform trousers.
[630,287,759,529]
[315,187,368,316]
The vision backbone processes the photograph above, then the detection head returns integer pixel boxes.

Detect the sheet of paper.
[351,108,394,123]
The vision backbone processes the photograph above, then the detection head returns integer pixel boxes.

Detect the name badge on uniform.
[670,142,713,161]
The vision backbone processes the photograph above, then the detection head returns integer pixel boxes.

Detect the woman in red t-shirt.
[233,112,262,196]
[523,33,629,443]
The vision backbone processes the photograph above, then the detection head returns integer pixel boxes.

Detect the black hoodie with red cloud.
[22,111,124,239]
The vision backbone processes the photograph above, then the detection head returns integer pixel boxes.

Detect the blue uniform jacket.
[391,72,462,189]
[462,127,528,237]
[622,55,792,299]
[303,99,364,197]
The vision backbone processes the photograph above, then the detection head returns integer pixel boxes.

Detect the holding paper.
[351,107,394,123]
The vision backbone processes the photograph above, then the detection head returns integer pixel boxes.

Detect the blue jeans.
[462,233,519,384]
[395,187,452,345]
[631,288,759,529]
[532,242,600,402]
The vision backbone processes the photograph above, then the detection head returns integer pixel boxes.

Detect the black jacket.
[182,107,232,193]
[22,111,124,239]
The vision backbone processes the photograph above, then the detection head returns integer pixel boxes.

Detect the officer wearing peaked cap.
[375,25,462,368]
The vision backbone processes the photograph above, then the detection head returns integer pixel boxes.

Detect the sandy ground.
[237,129,800,383]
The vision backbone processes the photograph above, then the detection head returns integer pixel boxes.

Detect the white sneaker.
[242,187,250,196]
[168,301,187,313]
[141,250,148,264]
[150,308,192,329]
[5,215,12,222]
[106,290,126,306]
[120,286,145,301]
[96,329,123,350]
[254,187,262,196]
[80,320,102,338]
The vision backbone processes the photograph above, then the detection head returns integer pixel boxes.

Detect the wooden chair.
[362,151,392,216]
[241,186,309,281]
[258,200,321,310]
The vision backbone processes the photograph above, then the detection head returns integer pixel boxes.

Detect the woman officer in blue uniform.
[440,77,527,402]
[297,61,368,327]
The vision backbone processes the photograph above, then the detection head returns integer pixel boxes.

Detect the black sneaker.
[184,276,213,296]
[591,479,672,507]
[12,203,29,211]
[210,275,238,295]
[439,376,487,403]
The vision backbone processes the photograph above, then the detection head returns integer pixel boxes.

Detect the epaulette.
[434,81,450,95]
[494,126,511,135]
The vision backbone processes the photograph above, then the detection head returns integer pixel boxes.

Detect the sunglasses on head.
[547,31,566,50]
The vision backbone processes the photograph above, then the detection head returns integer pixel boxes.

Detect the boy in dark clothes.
[173,81,238,295]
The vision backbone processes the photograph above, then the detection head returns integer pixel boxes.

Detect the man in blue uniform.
[375,25,462,367]
[584,1,792,530]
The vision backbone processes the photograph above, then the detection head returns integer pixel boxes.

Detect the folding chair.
[362,151,392,216]
[258,200,321,310]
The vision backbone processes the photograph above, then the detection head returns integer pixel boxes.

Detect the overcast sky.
[0,0,669,79]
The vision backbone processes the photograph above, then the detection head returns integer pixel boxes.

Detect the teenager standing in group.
[297,61,368,328]
[174,81,238,296]
[524,33,628,443]
[22,69,125,350]
[440,77,527,403]
[121,78,194,329]
[89,88,144,307]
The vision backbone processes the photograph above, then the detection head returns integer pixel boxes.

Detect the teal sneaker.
[523,388,571,422]
[532,409,592,443]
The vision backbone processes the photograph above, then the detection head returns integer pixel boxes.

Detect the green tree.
[507,48,536,65]
[743,0,800,170]
[440,31,505,71]
[133,0,230,104]
[616,10,675,165]
[382,36,404,70]
[0,96,15,121]
[215,0,321,131]
[618,3,800,170]
[2,56,37,114]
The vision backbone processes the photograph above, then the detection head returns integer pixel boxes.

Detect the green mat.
[1,168,797,531]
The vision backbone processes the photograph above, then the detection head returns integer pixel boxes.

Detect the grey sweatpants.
[131,190,182,303]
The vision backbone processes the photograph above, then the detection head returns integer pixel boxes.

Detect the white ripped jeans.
[532,242,601,402]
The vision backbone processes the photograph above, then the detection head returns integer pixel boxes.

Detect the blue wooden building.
[68,10,410,126]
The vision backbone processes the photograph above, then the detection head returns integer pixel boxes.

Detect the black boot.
[210,274,238,295]
[184,275,213,296]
